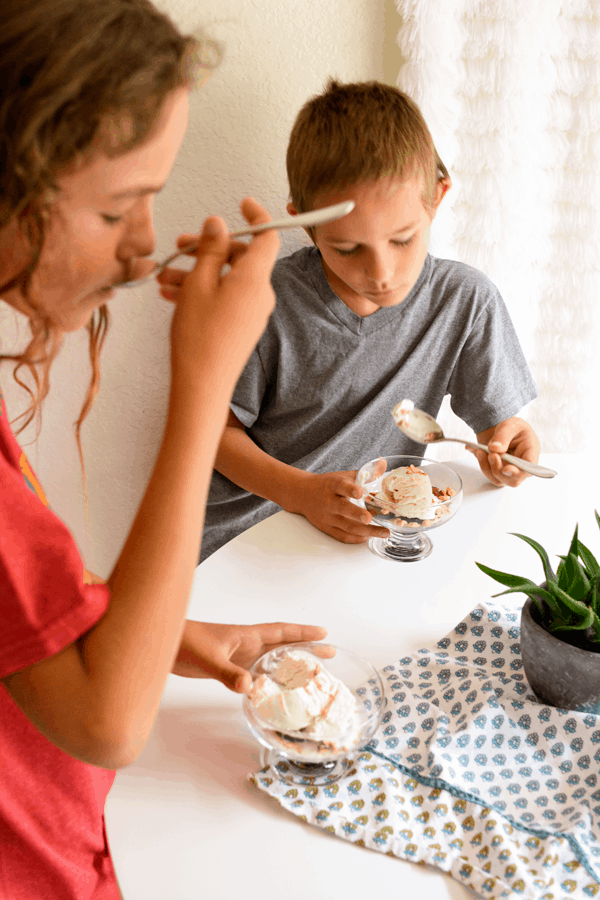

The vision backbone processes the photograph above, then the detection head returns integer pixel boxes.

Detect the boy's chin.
[361,288,406,307]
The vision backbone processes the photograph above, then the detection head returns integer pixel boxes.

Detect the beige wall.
[1,0,403,577]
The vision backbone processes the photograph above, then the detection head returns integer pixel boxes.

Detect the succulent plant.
[476,512,600,650]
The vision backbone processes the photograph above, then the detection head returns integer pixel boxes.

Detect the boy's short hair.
[286,79,448,214]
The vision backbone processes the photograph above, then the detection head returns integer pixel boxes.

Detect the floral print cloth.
[250,602,600,899]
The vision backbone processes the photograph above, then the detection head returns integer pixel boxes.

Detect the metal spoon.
[391,400,556,479]
[118,200,355,287]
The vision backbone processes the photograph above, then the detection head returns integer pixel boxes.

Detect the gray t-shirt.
[200,248,537,562]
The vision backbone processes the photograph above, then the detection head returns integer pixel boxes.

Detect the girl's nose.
[120,196,156,262]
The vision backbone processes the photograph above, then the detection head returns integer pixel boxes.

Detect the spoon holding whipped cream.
[392,400,557,479]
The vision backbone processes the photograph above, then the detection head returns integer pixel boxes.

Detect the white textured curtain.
[395,0,600,457]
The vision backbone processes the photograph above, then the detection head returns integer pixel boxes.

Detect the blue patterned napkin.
[250,602,600,899]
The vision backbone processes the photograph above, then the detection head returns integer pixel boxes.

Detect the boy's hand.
[472,417,540,487]
[295,470,390,545]
[172,621,331,692]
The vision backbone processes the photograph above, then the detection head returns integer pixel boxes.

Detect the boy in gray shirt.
[199,80,539,562]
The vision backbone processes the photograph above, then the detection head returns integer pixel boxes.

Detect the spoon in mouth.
[118,200,355,288]
[392,399,557,479]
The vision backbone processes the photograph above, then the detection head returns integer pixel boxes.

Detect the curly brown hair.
[0,0,211,440]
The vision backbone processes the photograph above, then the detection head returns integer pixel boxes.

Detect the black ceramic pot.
[520,596,600,713]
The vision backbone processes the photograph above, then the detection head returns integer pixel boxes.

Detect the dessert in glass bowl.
[357,454,463,562]
[243,643,385,785]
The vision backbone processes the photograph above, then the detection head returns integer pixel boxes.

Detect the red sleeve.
[0,395,110,679]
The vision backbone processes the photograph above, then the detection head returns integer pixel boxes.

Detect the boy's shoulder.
[266,249,502,329]
[428,255,500,298]
[269,246,328,321]
[272,245,320,285]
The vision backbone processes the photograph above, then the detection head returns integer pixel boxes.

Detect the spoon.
[391,400,557,479]
[118,200,355,287]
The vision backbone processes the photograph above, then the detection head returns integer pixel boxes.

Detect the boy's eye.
[334,235,416,256]
[101,213,123,225]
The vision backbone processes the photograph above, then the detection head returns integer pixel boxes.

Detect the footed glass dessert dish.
[243,642,385,786]
[356,454,463,562]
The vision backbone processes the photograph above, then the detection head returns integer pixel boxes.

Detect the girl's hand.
[168,197,279,389]
[172,621,332,692]
[157,236,249,303]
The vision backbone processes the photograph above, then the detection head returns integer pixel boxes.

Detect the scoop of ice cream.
[391,399,440,443]
[379,464,433,519]
[248,650,356,739]
[391,399,414,428]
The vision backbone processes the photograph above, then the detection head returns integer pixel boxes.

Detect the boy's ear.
[428,176,452,223]
[286,200,316,244]
[434,176,452,210]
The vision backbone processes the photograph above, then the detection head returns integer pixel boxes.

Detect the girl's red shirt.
[0,392,119,899]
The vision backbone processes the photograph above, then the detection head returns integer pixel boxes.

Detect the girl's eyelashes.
[101,213,124,225]
[333,235,416,256]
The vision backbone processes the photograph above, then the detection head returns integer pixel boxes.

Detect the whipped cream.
[248,650,357,740]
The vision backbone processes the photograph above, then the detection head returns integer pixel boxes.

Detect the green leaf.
[552,605,594,631]
[477,517,600,637]
[475,562,539,591]
[591,610,600,644]
[558,553,591,601]
[567,524,580,559]
[556,556,568,590]
[550,621,589,634]
[487,585,561,619]
[589,575,600,616]
[486,585,553,600]
[545,580,594,627]
[578,539,600,578]
[556,555,570,591]
[509,533,557,584]
[586,608,600,642]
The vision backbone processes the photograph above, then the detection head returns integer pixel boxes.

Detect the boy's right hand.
[167,197,279,390]
[296,470,390,545]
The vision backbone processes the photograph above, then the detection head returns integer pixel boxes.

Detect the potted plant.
[476,512,600,713]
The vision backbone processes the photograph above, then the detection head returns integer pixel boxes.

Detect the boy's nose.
[364,252,394,287]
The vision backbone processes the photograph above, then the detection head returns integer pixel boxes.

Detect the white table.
[106,454,597,899]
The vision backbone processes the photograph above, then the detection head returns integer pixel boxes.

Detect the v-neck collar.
[305,248,432,336]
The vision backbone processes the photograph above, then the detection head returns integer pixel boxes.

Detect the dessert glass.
[356,454,463,562]
[243,642,385,786]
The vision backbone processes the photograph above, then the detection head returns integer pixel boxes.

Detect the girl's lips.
[118,258,157,286]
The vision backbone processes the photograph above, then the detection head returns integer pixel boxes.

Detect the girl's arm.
[2,201,287,769]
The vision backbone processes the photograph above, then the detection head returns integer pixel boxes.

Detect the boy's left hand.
[472,416,540,487]
[172,620,331,692]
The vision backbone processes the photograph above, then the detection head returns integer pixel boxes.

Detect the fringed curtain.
[395,0,600,456]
